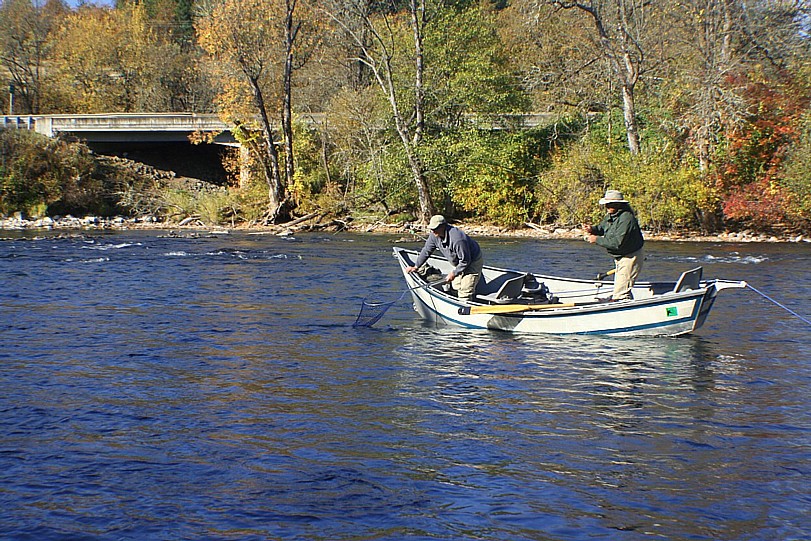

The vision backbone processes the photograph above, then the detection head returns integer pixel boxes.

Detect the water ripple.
[0,231,809,540]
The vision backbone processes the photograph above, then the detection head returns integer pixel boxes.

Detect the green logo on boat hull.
[666,306,678,317]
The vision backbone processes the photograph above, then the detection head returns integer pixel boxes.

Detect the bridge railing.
[1,116,36,130]
[1,113,233,137]
[34,113,231,137]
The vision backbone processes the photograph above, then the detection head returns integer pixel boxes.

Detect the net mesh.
[352,296,402,328]
[352,276,444,328]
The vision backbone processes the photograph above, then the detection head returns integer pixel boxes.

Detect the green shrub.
[0,129,108,217]
[426,128,548,227]
[160,189,198,221]
[535,134,721,232]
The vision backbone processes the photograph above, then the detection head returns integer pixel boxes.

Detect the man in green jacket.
[582,189,645,300]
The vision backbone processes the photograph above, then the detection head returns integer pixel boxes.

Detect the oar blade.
[459,303,576,315]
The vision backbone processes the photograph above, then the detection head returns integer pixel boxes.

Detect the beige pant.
[452,255,484,300]
[613,248,643,300]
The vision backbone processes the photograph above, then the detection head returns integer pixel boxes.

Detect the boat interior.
[398,248,705,306]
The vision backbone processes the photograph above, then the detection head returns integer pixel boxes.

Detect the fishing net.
[352,290,407,328]
[353,273,447,328]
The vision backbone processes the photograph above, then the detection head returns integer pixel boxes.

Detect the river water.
[1,230,809,540]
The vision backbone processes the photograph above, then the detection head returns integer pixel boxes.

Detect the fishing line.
[746,284,811,327]
[429,287,442,328]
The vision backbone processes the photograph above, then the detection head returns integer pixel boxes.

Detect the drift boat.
[392,247,747,337]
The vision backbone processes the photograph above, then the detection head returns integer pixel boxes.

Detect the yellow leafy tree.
[0,0,68,114]
[49,3,182,113]
[197,0,320,224]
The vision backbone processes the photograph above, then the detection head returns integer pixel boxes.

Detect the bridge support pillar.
[239,145,251,188]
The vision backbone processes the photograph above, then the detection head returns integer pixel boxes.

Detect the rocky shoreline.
[0,213,807,243]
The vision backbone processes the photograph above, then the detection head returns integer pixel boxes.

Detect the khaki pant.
[452,254,484,300]
[613,248,643,300]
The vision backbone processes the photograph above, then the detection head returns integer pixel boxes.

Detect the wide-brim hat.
[598,189,628,205]
[428,214,447,230]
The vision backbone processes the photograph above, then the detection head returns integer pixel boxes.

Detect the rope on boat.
[746,283,811,327]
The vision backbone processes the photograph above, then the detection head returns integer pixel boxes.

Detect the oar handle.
[596,268,617,280]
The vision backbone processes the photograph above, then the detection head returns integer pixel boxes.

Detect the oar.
[458,302,578,315]
[596,268,616,280]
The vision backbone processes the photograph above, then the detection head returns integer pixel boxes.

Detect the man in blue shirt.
[406,215,484,301]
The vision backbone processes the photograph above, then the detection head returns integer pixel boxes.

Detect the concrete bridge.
[2,111,553,139]
[2,113,240,183]
[2,113,235,143]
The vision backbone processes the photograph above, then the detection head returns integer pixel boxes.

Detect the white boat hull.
[394,247,744,337]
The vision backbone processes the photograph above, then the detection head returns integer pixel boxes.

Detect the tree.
[499,0,605,116]
[49,3,187,113]
[318,1,529,220]
[280,0,321,213]
[426,2,529,124]
[663,0,739,172]
[662,0,811,229]
[325,0,436,223]
[0,0,67,114]
[120,0,195,44]
[197,0,318,223]
[197,0,285,222]
[533,0,660,155]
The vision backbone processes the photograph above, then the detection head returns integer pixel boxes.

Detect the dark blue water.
[1,230,809,540]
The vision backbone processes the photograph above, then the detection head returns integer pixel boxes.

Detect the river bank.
[0,212,808,244]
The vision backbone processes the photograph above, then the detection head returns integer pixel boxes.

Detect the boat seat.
[673,267,703,292]
[476,274,527,304]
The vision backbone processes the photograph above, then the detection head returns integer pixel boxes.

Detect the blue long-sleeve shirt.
[414,225,482,275]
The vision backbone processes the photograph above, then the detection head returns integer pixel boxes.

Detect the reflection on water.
[1,231,809,540]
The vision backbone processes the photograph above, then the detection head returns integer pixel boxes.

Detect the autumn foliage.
[716,70,811,232]
[0,0,809,234]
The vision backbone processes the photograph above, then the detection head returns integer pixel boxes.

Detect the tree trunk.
[389,81,435,223]
[410,0,425,146]
[329,0,435,222]
[282,0,297,194]
[407,0,433,221]
[248,76,286,223]
[553,0,644,155]
[696,0,734,172]
[621,81,640,155]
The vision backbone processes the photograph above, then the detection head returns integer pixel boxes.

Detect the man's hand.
[446,272,456,282]
[406,266,418,273]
